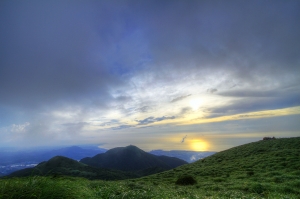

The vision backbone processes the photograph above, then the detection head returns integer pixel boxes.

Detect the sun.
[191,140,208,151]
[189,98,202,111]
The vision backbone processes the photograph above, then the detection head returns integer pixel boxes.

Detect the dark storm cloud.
[0,0,129,110]
[219,84,300,98]
[210,114,300,135]
[134,106,151,113]
[171,94,191,103]
[1,0,299,110]
[1,0,300,148]
[115,96,132,102]
[218,89,278,98]
[62,122,89,128]
[133,0,300,81]
[205,93,300,118]
[180,107,193,116]
[136,116,176,125]
[111,124,133,130]
[234,113,276,119]
[207,89,218,94]
[212,85,300,116]
[99,119,120,127]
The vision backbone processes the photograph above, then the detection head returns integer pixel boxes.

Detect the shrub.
[247,170,254,176]
[273,176,284,183]
[250,183,265,194]
[175,175,197,186]
[213,177,225,182]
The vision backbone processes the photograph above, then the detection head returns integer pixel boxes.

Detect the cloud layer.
[0,0,299,150]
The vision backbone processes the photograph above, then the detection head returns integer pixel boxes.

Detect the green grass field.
[1,137,299,199]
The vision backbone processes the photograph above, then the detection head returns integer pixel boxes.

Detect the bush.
[247,170,254,176]
[273,176,284,183]
[250,183,265,194]
[175,175,197,186]
[213,177,225,182]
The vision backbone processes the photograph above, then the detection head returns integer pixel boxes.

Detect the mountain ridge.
[7,156,138,180]
[80,145,187,171]
[6,145,188,180]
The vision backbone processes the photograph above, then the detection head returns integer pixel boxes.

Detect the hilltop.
[7,156,137,180]
[80,145,187,172]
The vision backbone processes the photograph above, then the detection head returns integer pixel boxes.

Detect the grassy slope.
[0,137,299,199]
[140,137,300,197]
[7,156,138,180]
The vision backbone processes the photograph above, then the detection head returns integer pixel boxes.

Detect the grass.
[1,137,299,198]
[0,176,93,199]
[1,176,299,199]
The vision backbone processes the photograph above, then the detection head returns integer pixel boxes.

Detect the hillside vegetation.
[80,145,187,171]
[7,145,187,180]
[1,137,299,199]
[145,137,300,183]
[7,156,137,180]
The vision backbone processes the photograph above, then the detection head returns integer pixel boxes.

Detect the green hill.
[139,137,300,196]
[146,137,300,180]
[80,145,187,171]
[1,137,299,199]
[7,156,137,180]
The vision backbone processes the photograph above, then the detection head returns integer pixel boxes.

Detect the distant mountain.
[7,156,137,180]
[0,145,107,176]
[149,150,216,163]
[80,145,188,172]
[41,146,107,161]
[0,145,106,165]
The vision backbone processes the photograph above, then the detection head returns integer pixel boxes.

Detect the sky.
[0,0,300,152]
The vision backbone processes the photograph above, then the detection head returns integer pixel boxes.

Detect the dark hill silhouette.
[80,145,187,171]
[156,155,188,168]
[8,156,137,180]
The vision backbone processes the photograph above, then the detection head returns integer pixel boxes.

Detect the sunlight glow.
[190,140,208,151]
[189,98,202,111]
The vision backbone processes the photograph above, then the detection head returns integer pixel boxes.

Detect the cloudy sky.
[1,0,299,151]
